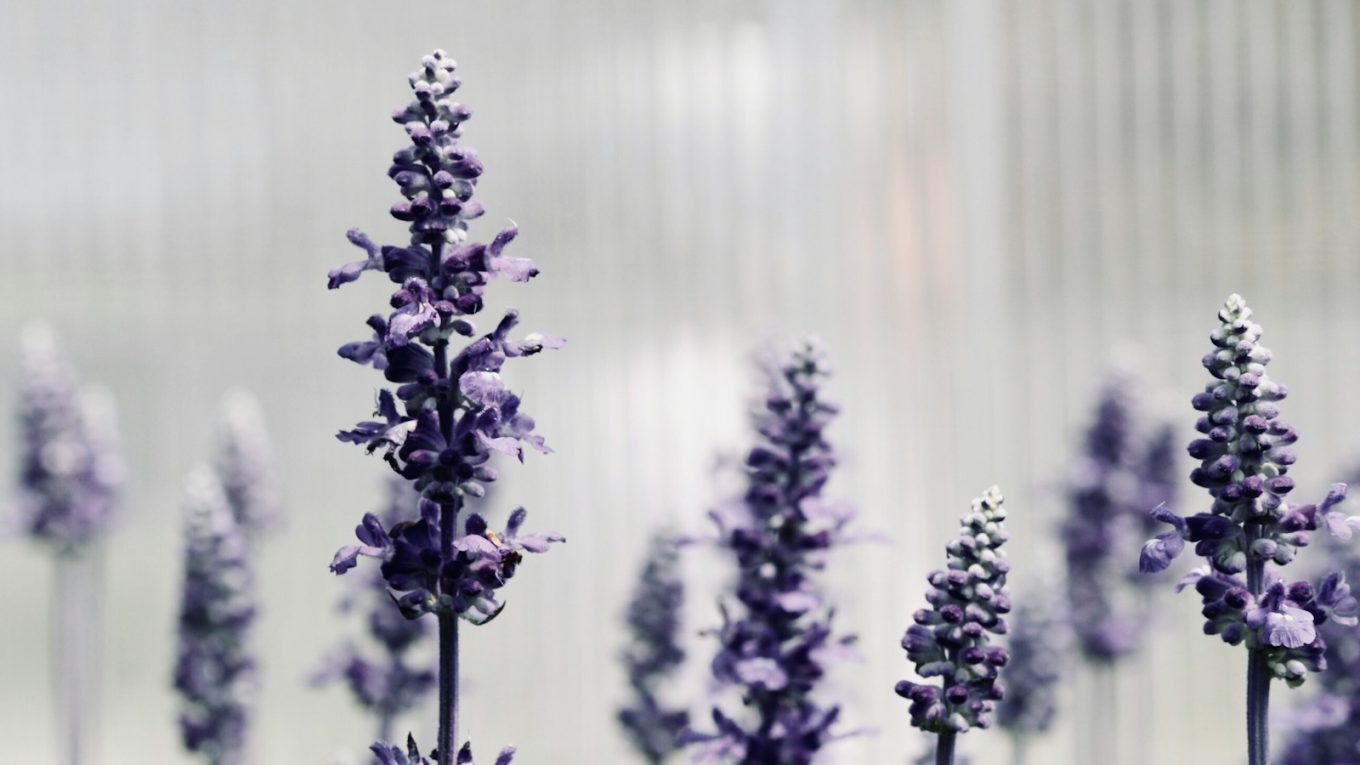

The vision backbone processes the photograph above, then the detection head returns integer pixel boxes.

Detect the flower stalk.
[686,341,860,765]
[13,325,123,765]
[1140,295,1360,764]
[897,486,1012,765]
[328,49,561,765]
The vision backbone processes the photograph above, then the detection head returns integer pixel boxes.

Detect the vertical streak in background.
[945,0,1006,482]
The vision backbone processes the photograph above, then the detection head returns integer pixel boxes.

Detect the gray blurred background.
[3,0,1360,763]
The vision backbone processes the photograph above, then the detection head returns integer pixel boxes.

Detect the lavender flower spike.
[617,531,688,764]
[14,324,123,765]
[1062,371,1178,662]
[214,391,279,537]
[15,323,123,553]
[686,341,860,765]
[1139,295,1357,765]
[174,469,257,765]
[896,487,1011,765]
[995,574,1068,765]
[328,49,560,765]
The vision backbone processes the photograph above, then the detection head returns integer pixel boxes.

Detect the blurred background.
[3,0,1360,763]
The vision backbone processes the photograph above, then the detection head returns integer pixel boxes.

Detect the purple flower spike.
[617,532,689,764]
[214,392,279,537]
[1144,295,1359,765]
[686,341,860,765]
[1063,372,1180,661]
[174,470,257,764]
[329,50,560,765]
[996,574,1070,738]
[13,324,123,553]
[898,487,1012,742]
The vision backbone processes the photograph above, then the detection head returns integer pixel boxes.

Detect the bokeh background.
[3,0,1360,763]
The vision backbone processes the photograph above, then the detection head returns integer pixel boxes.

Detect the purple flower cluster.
[214,392,279,537]
[174,469,257,765]
[316,478,435,742]
[617,531,689,764]
[1281,555,1360,764]
[328,48,563,624]
[896,487,1011,741]
[1062,372,1178,661]
[328,50,562,765]
[687,342,859,765]
[1140,295,1358,688]
[13,324,123,553]
[995,575,1068,736]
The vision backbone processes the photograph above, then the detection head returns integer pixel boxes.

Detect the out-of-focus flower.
[896,487,1012,738]
[174,470,257,764]
[1140,295,1357,690]
[14,324,123,553]
[996,573,1069,736]
[617,531,688,763]
[214,391,279,536]
[1062,371,1178,662]
[685,341,860,765]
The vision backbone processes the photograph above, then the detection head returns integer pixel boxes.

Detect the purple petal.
[1264,604,1317,648]
[513,531,564,553]
[1320,483,1349,514]
[476,432,524,461]
[330,545,362,574]
[734,658,788,691]
[487,223,519,256]
[1140,533,1184,573]
[1324,511,1360,540]
[775,590,821,613]
[459,371,506,407]
[504,507,528,537]
[1149,503,1187,532]
[1175,566,1208,593]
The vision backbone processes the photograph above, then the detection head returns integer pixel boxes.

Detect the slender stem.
[54,551,99,765]
[1247,649,1269,765]
[935,731,956,765]
[1097,663,1118,765]
[432,330,462,765]
[1245,523,1269,765]
[437,610,460,764]
[1009,731,1027,765]
[378,710,394,749]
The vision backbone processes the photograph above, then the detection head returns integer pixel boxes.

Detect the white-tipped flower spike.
[214,391,279,537]
[897,487,1012,765]
[174,469,257,765]
[14,323,123,553]
[1140,295,1359,765]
